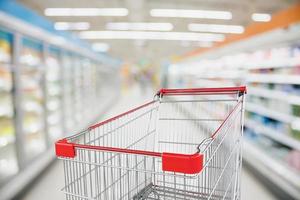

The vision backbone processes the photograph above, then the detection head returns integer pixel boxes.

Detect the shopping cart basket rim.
[55,86,246,174]
[158,86,246,96]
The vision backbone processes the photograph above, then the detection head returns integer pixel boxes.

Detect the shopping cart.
[56,86,246,200]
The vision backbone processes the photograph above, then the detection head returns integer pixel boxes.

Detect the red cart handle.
[158,86,246,96]
[56,139,204,174]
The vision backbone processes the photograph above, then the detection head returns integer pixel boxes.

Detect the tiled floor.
[22,86,277,200]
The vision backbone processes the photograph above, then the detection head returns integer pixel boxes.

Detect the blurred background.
[0,0,299,199]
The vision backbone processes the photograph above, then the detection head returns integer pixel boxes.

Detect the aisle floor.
[21,86,277,200]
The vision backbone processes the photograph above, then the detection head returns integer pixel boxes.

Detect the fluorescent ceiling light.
[106,22,173,31]
[92,43,110,52]
[188,23,244,34]
[54,22,90,30]
[251,13,271,22]
[150,9,232,20]
[79,31,225,42]
[45,8,128,16]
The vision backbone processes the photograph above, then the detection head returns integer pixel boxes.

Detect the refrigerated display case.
[96,65,114,100]
[61,52,74,133]
[81,58,92,120]
[73,56,83,126]
[90,61,99,116]
[19,37,46,162]
[0,28,18,185]
[0,3,120,198]
[95,63,105,99]
[45,46,63,142]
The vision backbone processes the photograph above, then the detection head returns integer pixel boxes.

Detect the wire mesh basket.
[56,86,246,200]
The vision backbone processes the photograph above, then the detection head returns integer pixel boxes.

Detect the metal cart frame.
[56,86,246,200]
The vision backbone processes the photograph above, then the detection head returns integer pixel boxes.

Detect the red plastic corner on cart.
[162,152,203,174]
[55,139,76,158]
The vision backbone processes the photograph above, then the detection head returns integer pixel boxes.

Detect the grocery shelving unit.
[167,21,300,199]
[0,6,120,200]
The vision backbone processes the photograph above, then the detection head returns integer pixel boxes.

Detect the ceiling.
[18,0,298,66]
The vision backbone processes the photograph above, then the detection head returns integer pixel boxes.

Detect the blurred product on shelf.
[286,150,300,171]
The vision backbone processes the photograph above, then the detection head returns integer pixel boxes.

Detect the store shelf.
[241,57,300,69]
[24,123,44,135]
[247,74,300,85]
[245,119,300,151]
[246,102,295,123]
[19,63,41,69]
[0,134,14,147]
[0,106,13,117]
[243,140,300,199]
[46,100,60,111]
[248,87,300,105]
[23,101,43,114]
[196,70,244,80]
[196,79,236,87]
[0,62,11,70]
[0,65,12,77]
[47,113,60,126]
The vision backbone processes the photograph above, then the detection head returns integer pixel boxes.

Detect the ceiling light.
[106,22,173,31]
[251,13,271,22]
[79,31,225,42]
[44,8,128,16]
[92,43,110,52]
[188,23,244,34]
[150,9,232,20]
[54,22,90,30]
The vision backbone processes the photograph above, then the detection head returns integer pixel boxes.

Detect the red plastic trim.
[89,100,156,130]
[57,141,204,174]
[55,139,76,158]
[162,153,204,174]
[159,86,247,95]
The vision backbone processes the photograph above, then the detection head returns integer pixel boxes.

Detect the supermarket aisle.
[22,163,278,200]
[21,86,277,200]
[241,169,277,200]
